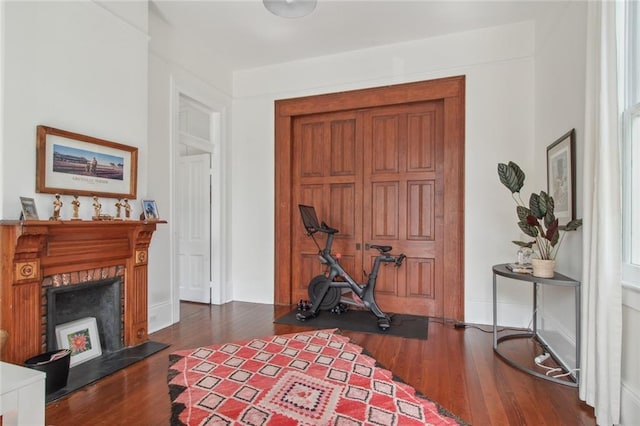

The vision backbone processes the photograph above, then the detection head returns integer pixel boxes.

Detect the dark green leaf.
[507,161,526,191]
[537,192,549,217]
[529,193,545,219]
[516,206,531,222]
[544,196,555,228]
[560,218,583,231]
[497,163,524,194]
[512,240,535,248]
[518,220,539,238]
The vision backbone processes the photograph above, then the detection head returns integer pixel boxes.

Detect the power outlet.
[535,353,550,364]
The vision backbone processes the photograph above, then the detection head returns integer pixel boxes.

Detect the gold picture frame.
[36,125,138,199]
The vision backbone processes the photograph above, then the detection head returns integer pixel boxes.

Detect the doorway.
[174,93,218,305]
[275,76,465,320]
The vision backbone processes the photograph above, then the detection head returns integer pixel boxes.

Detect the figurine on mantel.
[71,195,81,220]
[123,199,131,220]
[92,195,102,219]
[114,199,123,220]
[50,194,63,220]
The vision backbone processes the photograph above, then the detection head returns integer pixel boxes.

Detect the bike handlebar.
[395,253,406,267]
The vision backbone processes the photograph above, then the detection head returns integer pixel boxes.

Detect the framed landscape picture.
[55,317,102,367]
[36,125,138,199]
[547,129,576,226]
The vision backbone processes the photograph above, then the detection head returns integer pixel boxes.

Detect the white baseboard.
[623,285,640,311]
[148,301,174,334]
[537,312,577,368]
[465,300,532,328]
[621,382,640,426]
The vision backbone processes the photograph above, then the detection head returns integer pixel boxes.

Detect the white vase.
[531,259,556,278]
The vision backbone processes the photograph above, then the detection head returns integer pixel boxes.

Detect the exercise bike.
[296,204,406,330]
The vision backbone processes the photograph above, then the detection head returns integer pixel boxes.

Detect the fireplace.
[46,277,123,354]
[0,220,163,365]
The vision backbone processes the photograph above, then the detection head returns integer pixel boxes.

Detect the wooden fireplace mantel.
[0,219,165,364]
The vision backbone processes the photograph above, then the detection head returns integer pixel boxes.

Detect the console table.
[492,264,580,386]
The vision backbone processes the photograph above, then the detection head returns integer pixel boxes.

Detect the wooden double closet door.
[275,77,465,320]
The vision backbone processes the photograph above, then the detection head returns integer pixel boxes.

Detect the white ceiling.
[151,0,568,71]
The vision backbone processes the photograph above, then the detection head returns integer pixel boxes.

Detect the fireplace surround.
[0,220,163,365]
[46,276,123,354]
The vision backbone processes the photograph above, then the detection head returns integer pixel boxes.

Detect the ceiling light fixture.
[263,0,317,19]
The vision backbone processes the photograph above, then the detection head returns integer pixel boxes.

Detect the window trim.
[621,0,640,291]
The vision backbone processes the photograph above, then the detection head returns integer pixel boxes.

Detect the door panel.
[292,111,363,303]
[407,180,435,240]
[177,153,211,304]
[370,182,399,240]
[363,101,445,316]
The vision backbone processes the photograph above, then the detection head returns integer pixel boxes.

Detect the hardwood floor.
[45,302,596,425]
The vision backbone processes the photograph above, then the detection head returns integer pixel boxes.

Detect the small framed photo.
[142,199,159,220]
[55,317,102,367]
[547,129,576,225]
[20,197,39,220]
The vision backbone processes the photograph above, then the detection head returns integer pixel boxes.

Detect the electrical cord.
[429,317,525,334]
[534,352,580,379]
[431,308,539,334]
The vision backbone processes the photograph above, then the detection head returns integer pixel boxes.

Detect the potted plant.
[497,161,582,277]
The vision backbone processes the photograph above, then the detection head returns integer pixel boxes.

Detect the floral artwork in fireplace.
[56,317,102,367]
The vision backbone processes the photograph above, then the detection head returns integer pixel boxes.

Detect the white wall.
[1,0,148,220]
[232,21,537,325]
[146,6,233,332]
[533,0,587,372]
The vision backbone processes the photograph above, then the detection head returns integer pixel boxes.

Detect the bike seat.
[320,222,339,234]
[370,244,392,253]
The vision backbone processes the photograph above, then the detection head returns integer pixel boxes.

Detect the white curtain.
[580,1,622,425]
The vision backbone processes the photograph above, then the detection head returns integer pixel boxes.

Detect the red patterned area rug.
[168,329,466,425]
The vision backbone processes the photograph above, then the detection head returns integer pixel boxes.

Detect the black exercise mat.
[274,309,428,340]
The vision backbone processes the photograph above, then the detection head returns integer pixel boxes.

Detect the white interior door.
[177,153,211,303]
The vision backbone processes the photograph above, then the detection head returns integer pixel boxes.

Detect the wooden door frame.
[274,76,465,321]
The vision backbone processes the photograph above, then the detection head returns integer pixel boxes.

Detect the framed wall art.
[19,196,39,220]
[547,129,576,226]
[36,125,138,199]
[55,317,102,367]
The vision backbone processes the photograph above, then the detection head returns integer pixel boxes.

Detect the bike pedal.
[377,317,391,331]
